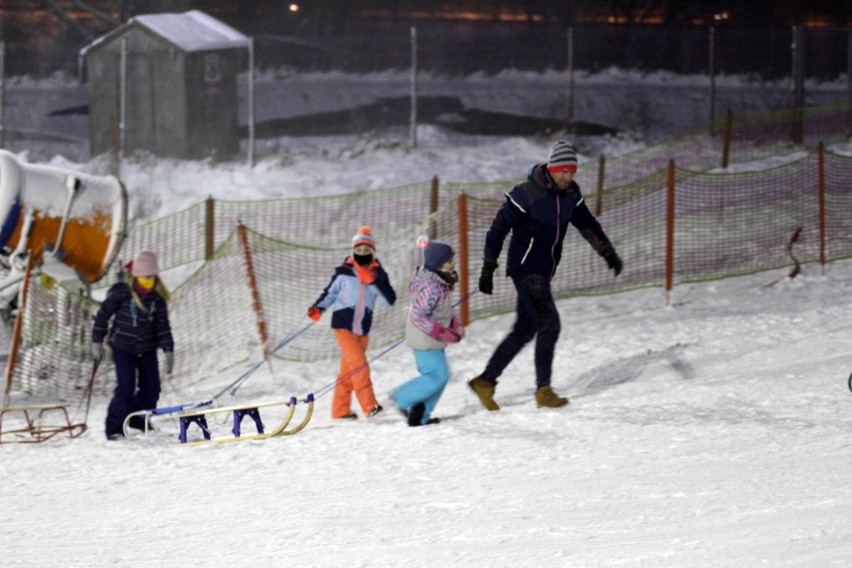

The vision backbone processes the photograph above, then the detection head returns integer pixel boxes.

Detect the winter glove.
[373,264,389,284]
[307,306,322,321]
[601,246,623,277]
[92,342,105,363]
[478,258,499,295]
[164,351,175,375]
[430,322,461,343]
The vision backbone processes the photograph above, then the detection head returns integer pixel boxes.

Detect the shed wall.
[85,26,241,161]
[185,51,241,159]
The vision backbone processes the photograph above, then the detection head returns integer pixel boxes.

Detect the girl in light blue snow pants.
[392,349,450,425]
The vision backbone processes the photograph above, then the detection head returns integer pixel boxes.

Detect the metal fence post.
[709,27,716,136]
[248,37,256,167]
[847,30,851,137]
[119,37,128,168]
[410,26,418,148]
[566,27,574,129]
[0,41,5,150]
[791,26,805,144]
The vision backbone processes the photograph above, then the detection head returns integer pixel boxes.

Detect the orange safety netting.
[5,102,851,405]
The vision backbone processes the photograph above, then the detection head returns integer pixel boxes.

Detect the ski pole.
[77,356,101,424]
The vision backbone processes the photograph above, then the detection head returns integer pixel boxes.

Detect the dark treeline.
[0,1,849,78]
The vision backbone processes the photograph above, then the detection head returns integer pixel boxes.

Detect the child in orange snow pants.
[332,329,377,418]
[308,227,397,420]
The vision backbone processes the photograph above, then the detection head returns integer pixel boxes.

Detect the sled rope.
[198,320,316,408]
[121,320,316,434]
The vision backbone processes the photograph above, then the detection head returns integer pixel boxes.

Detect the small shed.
[80,10,249,160]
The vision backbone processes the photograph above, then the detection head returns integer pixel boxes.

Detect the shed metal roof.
[81,10,249,57]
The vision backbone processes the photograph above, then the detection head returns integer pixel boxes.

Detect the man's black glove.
[478,259,499,295]
[601,246,623,277]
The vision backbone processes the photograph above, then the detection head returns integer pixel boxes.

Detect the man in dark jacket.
[469,140,622,410]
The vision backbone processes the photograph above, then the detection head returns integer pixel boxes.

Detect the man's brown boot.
[468,375,500,411]
[535,385,569,408]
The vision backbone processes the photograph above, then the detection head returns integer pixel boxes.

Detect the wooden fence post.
[595,154,606,216]
[457,193,470,326]
[721,109,733,168]
[665,160,676,304]
[205,196,215,260]
[237,223,270,361]
[429,175,439,240]
[818,142,826,270]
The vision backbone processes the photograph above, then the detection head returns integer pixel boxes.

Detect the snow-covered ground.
[2,255,851,567]
[1,69,852,567]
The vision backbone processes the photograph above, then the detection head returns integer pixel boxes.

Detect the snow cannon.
[0,150,127,301]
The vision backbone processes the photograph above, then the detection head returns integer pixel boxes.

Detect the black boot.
[407,402,425,427]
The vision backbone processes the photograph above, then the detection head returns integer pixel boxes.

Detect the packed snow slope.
[2,257,851,567]
[1,69,851,567]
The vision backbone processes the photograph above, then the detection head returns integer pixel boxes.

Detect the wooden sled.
[123,394,315,446]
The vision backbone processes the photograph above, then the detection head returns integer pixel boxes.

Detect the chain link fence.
[1,23,850,162]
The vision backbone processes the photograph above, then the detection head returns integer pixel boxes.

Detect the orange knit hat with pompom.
[351,226,376,251]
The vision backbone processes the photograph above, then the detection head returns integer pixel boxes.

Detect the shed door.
[125,53,156,154]
[127,50,188,157]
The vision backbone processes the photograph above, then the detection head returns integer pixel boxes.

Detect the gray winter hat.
[546,140,578,173]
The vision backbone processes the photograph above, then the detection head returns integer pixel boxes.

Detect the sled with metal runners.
[176,393,315,446]
[121,321,316,438]
[122,393,314,444]
[1,354,100,445]
[0,404,87,444]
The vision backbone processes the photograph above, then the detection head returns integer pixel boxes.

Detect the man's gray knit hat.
[546,140,578,172]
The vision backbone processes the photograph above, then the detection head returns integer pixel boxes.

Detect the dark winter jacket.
[313,258,396,336]
[483,164,613,280]
[92,281,174,355]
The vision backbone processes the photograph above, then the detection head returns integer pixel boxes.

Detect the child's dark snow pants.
[105,349,161,437]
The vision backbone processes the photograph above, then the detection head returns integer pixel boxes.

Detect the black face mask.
[437,269,459,288]
[353,253,373,266]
